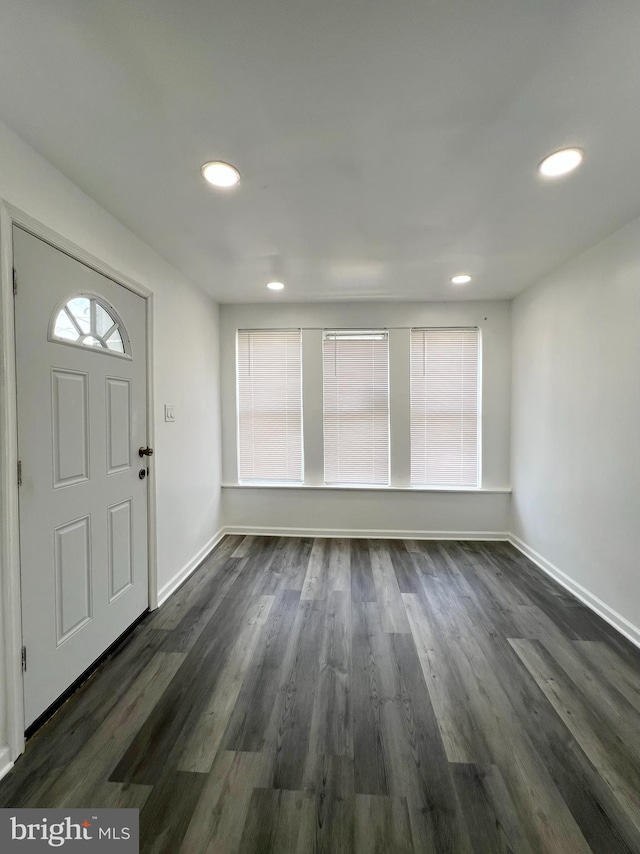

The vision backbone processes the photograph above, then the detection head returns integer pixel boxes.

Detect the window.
[410,328,480,486]
[323,330,389,485]
[51,295,129,356]
[237,329,303,483]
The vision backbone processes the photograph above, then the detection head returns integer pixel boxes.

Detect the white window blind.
[323,330,389,485]
[410,328,480,486]
[237,329,303,482]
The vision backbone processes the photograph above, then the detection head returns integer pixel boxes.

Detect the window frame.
[322,328,391,487]
[235,327,304,485]
[409,326,482,488]
[48,291,132,360]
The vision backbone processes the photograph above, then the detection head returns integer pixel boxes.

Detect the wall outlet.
[164,404,175,422]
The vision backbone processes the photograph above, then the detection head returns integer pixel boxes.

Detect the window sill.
[223,482,511,494]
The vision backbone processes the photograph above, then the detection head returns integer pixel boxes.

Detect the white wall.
[511,216,640,644]
[0,122,222,758]
[221,301,512,536]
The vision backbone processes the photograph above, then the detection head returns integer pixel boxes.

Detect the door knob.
[139,446,154,457]
[139,468,147,480]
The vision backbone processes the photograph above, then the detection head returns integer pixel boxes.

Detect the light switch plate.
[164,404,175,422]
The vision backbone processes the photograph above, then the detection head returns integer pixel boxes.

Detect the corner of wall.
[508,534,640,650]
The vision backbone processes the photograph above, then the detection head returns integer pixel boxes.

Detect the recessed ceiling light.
[451,274,472,285]
[538,147,583,178]
[201,161,241,188]
[267,281,285,291]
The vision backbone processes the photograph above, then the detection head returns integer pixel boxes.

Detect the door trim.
[0,200,157,761]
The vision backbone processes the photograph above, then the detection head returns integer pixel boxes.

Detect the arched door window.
[50,294,131,357]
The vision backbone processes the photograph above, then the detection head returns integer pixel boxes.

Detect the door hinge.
[17,460,22,487]
[21,646,27,672]
[12,267,17,296]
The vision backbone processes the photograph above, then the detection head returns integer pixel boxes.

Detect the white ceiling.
[1,0,640,303]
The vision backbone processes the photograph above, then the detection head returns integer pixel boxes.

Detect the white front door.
[14,227,150,728]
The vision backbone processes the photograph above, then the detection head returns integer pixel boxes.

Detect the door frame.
[0,200,158,762]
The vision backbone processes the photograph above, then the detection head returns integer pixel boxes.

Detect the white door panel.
[54,514,92,643]
[107,498,134,601]
[14,227,149,727]
[106,377,132,474]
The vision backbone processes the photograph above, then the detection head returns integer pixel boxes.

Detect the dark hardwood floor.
[1,536,639,853]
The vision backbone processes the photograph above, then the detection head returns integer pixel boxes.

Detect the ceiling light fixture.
[201,161,241,188]
[267,281,285,291]
[451,274,472,285]
[538,147,583,178]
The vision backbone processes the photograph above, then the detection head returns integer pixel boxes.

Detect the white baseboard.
[0,746,13,783]
[157,528,226,607]
[225,525,509,541]
[508,534,640,650]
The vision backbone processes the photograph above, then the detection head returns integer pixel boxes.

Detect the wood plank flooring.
[1,536,639,853]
